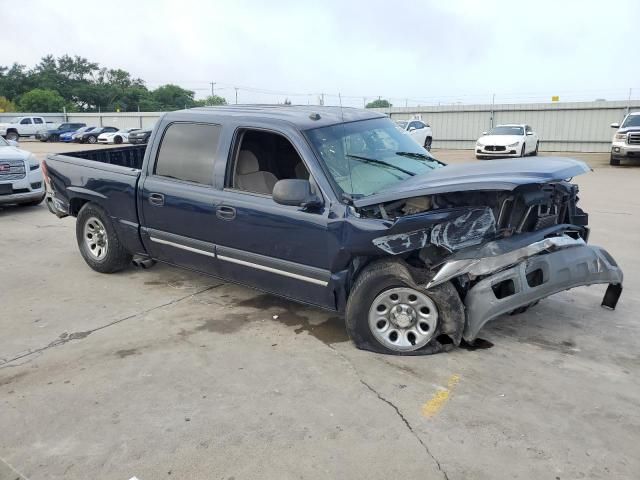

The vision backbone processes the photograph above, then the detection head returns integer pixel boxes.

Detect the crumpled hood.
[353,157,590,208]
[0,146,30,161]
[478,134,522,146]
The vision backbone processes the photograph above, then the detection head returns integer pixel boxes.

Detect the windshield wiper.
[346,154,415,177]
[395,151,445,167]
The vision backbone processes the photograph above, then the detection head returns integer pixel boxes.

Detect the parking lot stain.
[0,371,28,387]
[115,348,140,358]
[459,338,494,351]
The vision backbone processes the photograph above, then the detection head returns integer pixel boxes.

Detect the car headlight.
[27,154,39,169]
[615,133,627,140]
[508,142,520,147]
[476,141,484,147]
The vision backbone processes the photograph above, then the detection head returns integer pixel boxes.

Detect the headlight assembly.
[615,133,627,140]
[508,142,520,147]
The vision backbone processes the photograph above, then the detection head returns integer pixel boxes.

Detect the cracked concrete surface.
[1,145,640,479]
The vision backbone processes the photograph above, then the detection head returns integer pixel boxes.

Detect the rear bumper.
[462,244,623,341]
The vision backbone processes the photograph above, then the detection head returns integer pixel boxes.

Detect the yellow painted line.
[421,374,460,418]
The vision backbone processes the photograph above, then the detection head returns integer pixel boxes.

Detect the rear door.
[139,121,224,276]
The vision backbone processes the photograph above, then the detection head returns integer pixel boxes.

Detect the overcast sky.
[3,0,640,107]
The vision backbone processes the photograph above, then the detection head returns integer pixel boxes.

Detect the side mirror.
[408,127,416,132]
[273,179,322,208]
[482,131,487,135]
[610,122,620,128]
[526,131,534,135]
[7,140,18,147]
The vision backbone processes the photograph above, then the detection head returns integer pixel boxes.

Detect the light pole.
[210,82,216,97]
[235,87,239,104]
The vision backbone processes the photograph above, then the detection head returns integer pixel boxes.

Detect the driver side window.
[20,118,32,125]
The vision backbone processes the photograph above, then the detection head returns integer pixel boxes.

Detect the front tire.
[345,260,465,355]
[87,135,97,144]
[76,203,132,273]
[610,155,620,166]
[532,141,539,156]
[114,136,123,144]
[520,144,526,157]
[424,136,432,151]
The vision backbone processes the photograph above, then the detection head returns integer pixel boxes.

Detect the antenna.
[338,93,355,197]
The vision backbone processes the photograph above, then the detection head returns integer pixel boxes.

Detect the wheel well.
[69,198,90,216]
[6,128,17,133]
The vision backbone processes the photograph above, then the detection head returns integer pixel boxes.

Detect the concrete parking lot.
[1,142,639,480]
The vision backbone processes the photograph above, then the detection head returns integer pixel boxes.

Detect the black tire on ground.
[345,260,465,355]
[87,135,97,144]
[424,136,432,151]
[610,155,620,166]
[532,141,539,156]
[476,155,485,160]
[5,131,18,141]
[19,193,46,207]
[114,136,123,144]
[520,144,526,157]
[76,202,132,273]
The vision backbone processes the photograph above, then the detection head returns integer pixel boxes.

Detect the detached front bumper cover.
[461,243,622,341]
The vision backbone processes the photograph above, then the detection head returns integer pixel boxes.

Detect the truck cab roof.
[165,105,386,131]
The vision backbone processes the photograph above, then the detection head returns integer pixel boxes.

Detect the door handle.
[149,193,165,206]
[216,205,236,220]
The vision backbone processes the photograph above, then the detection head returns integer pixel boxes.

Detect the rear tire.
[610,155,620,166]
[345,260,465,355]
[76,202,132,273]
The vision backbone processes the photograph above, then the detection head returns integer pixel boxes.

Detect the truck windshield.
[306,117,441,197]
[622,115,640,128]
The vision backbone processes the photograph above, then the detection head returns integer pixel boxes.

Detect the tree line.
[0,55,227,113]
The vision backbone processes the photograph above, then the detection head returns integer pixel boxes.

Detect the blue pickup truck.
[43,106,623,355]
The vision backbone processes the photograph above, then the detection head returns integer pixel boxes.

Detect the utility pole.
[490,93,496,128]
[320,93,325,106]
[405,98,408,108]
[363,97,366,108]
[627,88,632,115]
[210,82,216,97]
[235,87,239,104]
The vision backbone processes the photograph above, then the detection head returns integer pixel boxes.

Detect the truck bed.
[61,144,147,169]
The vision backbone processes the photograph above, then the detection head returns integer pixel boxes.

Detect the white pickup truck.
[0,116,48,141]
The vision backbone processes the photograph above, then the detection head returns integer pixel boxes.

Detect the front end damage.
[355,173,623,343]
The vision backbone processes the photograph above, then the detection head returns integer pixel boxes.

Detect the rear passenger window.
[34,118,43,124]
[155,123,220,185]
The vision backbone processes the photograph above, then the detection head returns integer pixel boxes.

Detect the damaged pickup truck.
[43,106,623,355]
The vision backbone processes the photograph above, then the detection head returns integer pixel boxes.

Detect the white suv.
[0,137,45,206]
[610,112,640,166]
[0,116,47,141]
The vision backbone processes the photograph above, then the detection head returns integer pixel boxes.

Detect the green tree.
[0,96,16,112]
[365,99,392,108]
[151,84,198,110]
[198,94,227,106]
[18,88,66,112]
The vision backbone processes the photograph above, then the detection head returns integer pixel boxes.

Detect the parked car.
[36,122,86,142]
[609,111,640,166]
[127,128,153,145]
[396,119,433,150]
[74,126,118,144]
[43,106,622,355]
[97,128,140,145]
[0,136,45,206]
[0,116,47,141]
[476,124,539,159]
[60,126,95,143]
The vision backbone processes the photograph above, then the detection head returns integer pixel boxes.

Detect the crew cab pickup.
[0,116,47,141]
[43,106,623,355]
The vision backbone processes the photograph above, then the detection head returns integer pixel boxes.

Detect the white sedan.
[97,128,140,145]
[475,124,539,159]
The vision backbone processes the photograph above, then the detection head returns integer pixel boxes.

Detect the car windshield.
[488,126,524,135]
[395,121,408,129]
[0,136,8,146]
[306,117,442,197]
[621,114,640,128]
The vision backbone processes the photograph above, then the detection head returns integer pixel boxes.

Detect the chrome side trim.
[150,236,216,258]
[217,254,328,286]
